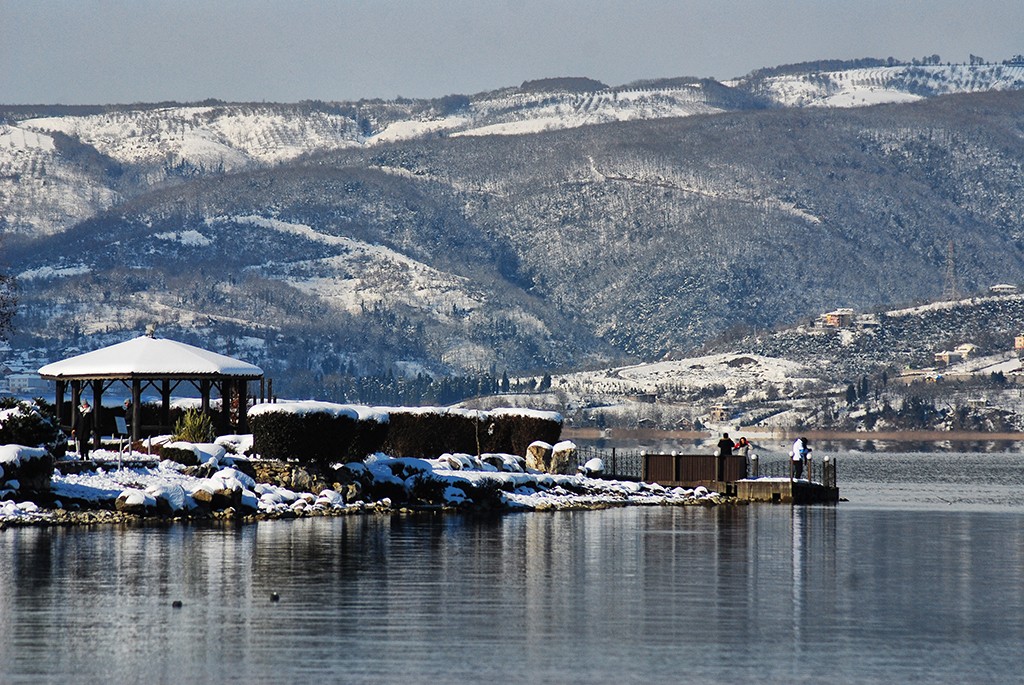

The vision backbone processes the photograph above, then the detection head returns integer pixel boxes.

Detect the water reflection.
[2,491,1024,683]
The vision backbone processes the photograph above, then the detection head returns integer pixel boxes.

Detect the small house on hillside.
[1015,335,1024,356]
[954,343,977,358]
[990,284,1018,294]
[1,372,49,396]
[822,308,855,328]
[934,343,977,367]
[709,404,731,422]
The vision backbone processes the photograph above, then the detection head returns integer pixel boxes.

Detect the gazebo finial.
[145,323,157,338]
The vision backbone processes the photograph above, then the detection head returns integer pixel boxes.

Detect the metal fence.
[572,446,645,480]
[748,455,838,488]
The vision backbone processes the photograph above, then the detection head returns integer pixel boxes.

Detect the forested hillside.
[4,63,1024,400]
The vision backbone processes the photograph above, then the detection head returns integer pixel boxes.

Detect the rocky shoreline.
[1,448,731,529]
[1,493,734,529]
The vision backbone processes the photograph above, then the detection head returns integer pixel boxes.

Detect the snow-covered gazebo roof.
[38,336,263,380]
[38,335,264,443]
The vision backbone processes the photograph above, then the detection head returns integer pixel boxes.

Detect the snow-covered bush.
[160,444,201,466]
[408,474,451,505]
[0,444,53,493]
[0,398,63,453]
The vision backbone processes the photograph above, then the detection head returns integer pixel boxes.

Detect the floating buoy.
[270,592,280,602]
[171,600,183,608]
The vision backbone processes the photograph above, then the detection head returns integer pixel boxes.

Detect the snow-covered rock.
[525,441,553,472]
[115,488,158,515]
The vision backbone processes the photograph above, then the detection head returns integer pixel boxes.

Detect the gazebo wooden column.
[219,378,231,429]
[70,380,82,428]
[91,379,103,448]
[131,378,142,444]
[161,380,172,429]
[237,380,250,433]
[200,379,211,415]
[54,380,66,429]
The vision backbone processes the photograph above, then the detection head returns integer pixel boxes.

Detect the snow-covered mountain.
[5,58,1024,400]
[5,60,1023,237]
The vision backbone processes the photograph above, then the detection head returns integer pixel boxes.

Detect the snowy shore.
[0,445,727,527]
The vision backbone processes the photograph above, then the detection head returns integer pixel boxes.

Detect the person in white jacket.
[791,437,811,479]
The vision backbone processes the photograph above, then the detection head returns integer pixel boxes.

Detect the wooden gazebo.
[37,334,264,446]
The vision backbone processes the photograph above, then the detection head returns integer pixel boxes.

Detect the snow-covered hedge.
[249,401,389,466]
[248,402,562,464]
[381,407,562,459]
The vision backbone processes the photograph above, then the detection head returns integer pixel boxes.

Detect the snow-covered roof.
[37,336,263,380]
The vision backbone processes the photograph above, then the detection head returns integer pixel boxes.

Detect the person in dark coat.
[716,432,734,457]
[73,400,94,460]
[716,432,733,481]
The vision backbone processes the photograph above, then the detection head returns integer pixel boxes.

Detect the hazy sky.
[2,0,1022,105]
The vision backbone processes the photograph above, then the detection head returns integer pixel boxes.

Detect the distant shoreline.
[563,427,1024,443]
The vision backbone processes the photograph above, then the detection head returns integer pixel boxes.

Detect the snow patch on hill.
[154,230,213,247]
[756,64,1024,108]
[23,105,363,170]
[556,353,815,400]
[455,86,722,138]
[17,264,91,281]
[0,123,119,235]
[885,293,1024,318]
[211,214,512,326]
[0,126,54,152]
[371,116,471,143]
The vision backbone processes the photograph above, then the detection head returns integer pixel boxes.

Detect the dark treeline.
[321,371,553,406]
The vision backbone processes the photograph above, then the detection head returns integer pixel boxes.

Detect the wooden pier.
[734,478,839,504]
[642,453,839,504]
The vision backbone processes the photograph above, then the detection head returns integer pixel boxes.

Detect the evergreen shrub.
[382,410,477,457]
[0,398,63,451]
[173,408,215,443]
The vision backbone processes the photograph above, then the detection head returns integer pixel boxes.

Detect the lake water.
[3,450,1024,684]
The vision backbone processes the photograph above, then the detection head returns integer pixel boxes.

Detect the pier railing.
[572,447,836,490]
[643,453,748,483]
[748,455,837,488]
[572,446,645,480]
